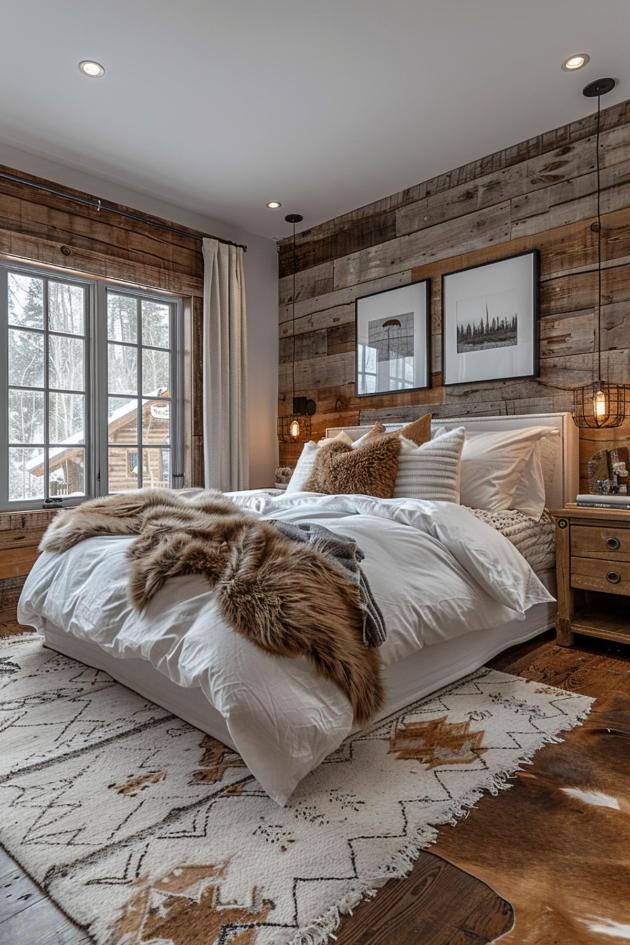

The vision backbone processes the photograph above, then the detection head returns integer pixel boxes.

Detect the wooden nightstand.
[551,505,630,647]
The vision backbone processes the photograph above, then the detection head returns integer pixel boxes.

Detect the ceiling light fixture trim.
[561,53,590,72]
[266,201,282,209]
[78,60,105,78]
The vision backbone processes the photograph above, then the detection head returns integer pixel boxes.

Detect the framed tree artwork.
[355,280,431,397]
[441,250,539,386]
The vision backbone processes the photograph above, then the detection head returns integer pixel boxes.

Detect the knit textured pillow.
[360,414,432,447]
[304,436,401,498]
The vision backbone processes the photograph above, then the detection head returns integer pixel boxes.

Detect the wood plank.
[279,270,412,324]
[333,202,511,291]
[0,893,91,945]
[0,226,203,297]
[278,261,334,306]
[0,547,39,580]
[0,858,46,923]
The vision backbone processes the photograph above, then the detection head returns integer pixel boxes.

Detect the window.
[0,262,184,509]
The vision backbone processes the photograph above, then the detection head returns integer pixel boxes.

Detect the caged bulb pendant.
[277,213,317,443]
[572,77,629,429]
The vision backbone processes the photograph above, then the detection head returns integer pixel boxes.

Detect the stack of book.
[576,493,630,510]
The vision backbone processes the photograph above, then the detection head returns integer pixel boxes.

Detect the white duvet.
[18,491,553,804]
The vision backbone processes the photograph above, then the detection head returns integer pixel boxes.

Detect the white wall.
[0,143,279,487]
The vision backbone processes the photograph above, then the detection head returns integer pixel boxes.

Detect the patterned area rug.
[0,635,591,945]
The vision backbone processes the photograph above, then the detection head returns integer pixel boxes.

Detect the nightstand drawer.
[571,556,630,595]
[572,524,630,561]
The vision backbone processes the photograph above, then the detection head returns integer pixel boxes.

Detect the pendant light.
[572,77,629,428]
[277,213,316,443]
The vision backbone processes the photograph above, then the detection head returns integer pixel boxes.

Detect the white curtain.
[202,238,249,491]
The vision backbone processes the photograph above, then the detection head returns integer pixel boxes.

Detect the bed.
[17,412,578,805]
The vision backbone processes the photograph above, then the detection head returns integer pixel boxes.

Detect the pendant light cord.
[596,91,602,385]
[292,221,297,404]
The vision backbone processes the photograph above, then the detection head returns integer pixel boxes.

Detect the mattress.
[41,569,556,753]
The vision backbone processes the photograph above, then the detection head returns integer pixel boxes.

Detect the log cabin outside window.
[0,261,184,510]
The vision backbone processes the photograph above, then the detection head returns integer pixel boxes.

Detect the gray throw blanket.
[268,520,386,648]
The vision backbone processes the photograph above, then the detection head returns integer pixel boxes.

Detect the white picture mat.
[443,254,536,384]
[356,282,429,393]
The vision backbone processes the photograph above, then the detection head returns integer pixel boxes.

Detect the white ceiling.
[1,0,629,240]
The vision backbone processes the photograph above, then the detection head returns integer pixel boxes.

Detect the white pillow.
[285,432,353,493]
[393,427,465,502]
[459,427,557,512]
[510,432,559,519]
[510,446,546,519]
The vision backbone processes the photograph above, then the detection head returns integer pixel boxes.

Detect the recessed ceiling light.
[266,200,282,209]
[561,53,590,72]
[78,60,105,78]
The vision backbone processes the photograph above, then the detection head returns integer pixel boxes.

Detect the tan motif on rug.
[109,771,167,796]
[110,863,274,945]
[432,692,630,944]
[389,716,487,769]
[192,735,247,783]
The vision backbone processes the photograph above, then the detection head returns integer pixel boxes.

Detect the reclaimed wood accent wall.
[0,509,56,627]
[278,99,630,488]
[0,166,207,621]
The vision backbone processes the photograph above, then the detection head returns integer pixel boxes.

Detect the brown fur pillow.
[304,437,401,498]
[362,413,432,447]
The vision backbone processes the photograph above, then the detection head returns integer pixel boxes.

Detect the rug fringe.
[287,703,592,945]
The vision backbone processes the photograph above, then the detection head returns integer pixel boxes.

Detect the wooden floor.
[1,626,629,945]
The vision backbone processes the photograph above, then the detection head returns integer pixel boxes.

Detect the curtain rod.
[0,170,247,252]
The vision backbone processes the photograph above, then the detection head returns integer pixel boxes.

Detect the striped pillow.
[393,426,465,502]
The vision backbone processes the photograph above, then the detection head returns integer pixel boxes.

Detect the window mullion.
[43,277,50,502]
[137,297,143,489]
[0,268,8,506]
[172,299,183,488]
[95,283,108,497]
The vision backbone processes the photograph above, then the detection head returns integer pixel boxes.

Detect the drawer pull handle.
[607,570,621,585]
[607,537,621,550]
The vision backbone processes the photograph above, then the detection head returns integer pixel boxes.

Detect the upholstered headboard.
[325,412,578,508]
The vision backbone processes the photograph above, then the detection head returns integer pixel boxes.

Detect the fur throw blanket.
[41,490,384,724]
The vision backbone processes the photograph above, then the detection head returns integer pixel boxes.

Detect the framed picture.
[442,250,539,386]
[355,280,431,397]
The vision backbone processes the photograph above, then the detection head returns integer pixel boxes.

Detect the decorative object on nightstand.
[551,504,630,647]
[587,446,630,496]
[274,466,292,490]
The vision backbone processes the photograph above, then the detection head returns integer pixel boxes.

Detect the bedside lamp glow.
[593,388,607,420]
[289,418,301,439]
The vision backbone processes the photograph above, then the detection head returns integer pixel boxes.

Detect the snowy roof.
[27,387,168,475]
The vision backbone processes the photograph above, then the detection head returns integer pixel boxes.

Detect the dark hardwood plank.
[0,894,91,945]
[0,856,46,923]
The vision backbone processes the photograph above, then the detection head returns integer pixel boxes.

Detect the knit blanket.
[40,489,384,724]
[268,520,386,647]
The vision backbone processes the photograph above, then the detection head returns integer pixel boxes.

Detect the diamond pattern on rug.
[0,635,592,945]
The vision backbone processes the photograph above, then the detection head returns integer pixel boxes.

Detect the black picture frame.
[354,279,432,398]
[441,250,540,387]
